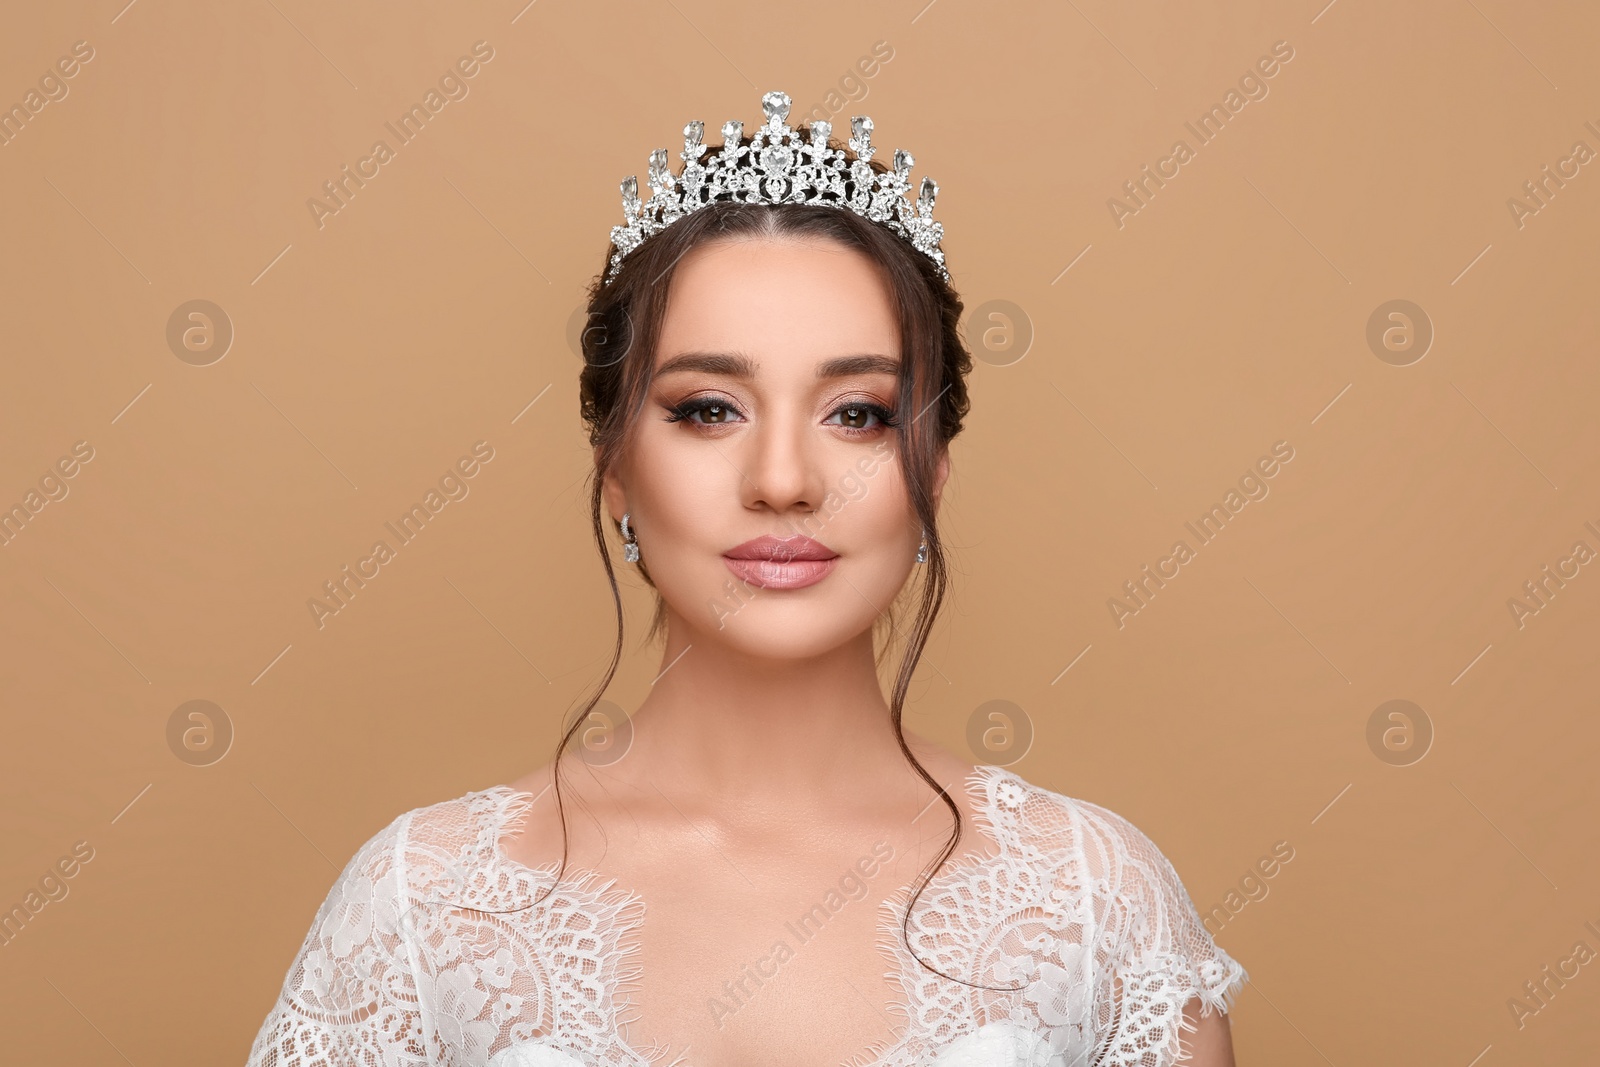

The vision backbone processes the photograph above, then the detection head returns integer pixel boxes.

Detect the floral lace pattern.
[246,767,1246,1067]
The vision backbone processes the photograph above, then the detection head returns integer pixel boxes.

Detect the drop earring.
[916,527,928,564]
[620,512,640,563]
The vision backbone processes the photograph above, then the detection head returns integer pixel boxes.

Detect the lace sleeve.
[245,811,427,1067]
[1077,801,1248,1067]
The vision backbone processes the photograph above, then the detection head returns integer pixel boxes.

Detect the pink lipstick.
[723,534,838,590]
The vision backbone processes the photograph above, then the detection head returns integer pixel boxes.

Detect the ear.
[598,446,628,526]
[931,446,951,511]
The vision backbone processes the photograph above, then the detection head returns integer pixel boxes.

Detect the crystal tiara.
[604,90,948,284]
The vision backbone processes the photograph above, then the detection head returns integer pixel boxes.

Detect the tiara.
[604,90,948,284]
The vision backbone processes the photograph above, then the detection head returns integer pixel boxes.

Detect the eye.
[663,395,745,427]
[827,401,899,435]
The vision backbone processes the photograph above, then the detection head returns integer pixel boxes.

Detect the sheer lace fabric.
[246,766,1246,1067]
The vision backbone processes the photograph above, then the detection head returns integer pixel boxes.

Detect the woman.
[247,91,1246,1067]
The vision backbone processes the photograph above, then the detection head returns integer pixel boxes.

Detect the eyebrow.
[655,352,900,380]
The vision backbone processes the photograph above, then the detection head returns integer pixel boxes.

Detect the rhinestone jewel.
[606,90,948,284]
[850,115,874,154]
[683,120,705,158]
[761,91,791,124]
[759,144,793,175]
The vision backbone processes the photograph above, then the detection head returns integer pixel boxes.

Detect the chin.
[703,603,870,661]
[716,617,864,659]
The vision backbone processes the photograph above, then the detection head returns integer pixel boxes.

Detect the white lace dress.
[245,765,1247,1067]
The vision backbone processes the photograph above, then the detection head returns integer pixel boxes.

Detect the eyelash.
[663,395,900,436]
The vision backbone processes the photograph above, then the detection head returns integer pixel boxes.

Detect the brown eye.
[826,402,898,434]
[664,395,746,427]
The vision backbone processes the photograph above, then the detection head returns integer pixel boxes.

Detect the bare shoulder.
[903,735,978,792]
[502,761,556,802]
[497,759,596,869]
[901,730,979,792]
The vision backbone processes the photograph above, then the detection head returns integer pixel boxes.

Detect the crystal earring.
[916,527,928,564]
[620,512,640,563]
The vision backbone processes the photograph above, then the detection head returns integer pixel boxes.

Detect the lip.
[724,535,838,590]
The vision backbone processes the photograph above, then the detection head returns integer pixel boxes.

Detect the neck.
[601,612,920,808]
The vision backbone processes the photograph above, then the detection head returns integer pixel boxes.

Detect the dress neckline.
[478,763,1016,1067]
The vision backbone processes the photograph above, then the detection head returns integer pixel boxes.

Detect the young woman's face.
[603,234,948,659]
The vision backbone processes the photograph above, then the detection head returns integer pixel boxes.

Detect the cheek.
[631,432,729,543]
[826,456,916,562]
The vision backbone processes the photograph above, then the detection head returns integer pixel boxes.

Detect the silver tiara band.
[604,90,948,284]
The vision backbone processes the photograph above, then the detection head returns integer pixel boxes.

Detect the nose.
[740,405,827,523]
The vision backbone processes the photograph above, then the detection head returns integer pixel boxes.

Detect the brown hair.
[549,141,979,983]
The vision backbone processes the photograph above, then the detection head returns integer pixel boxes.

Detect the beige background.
[2,0,1598,1063]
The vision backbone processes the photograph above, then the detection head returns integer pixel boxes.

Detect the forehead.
[655,236,900,371]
